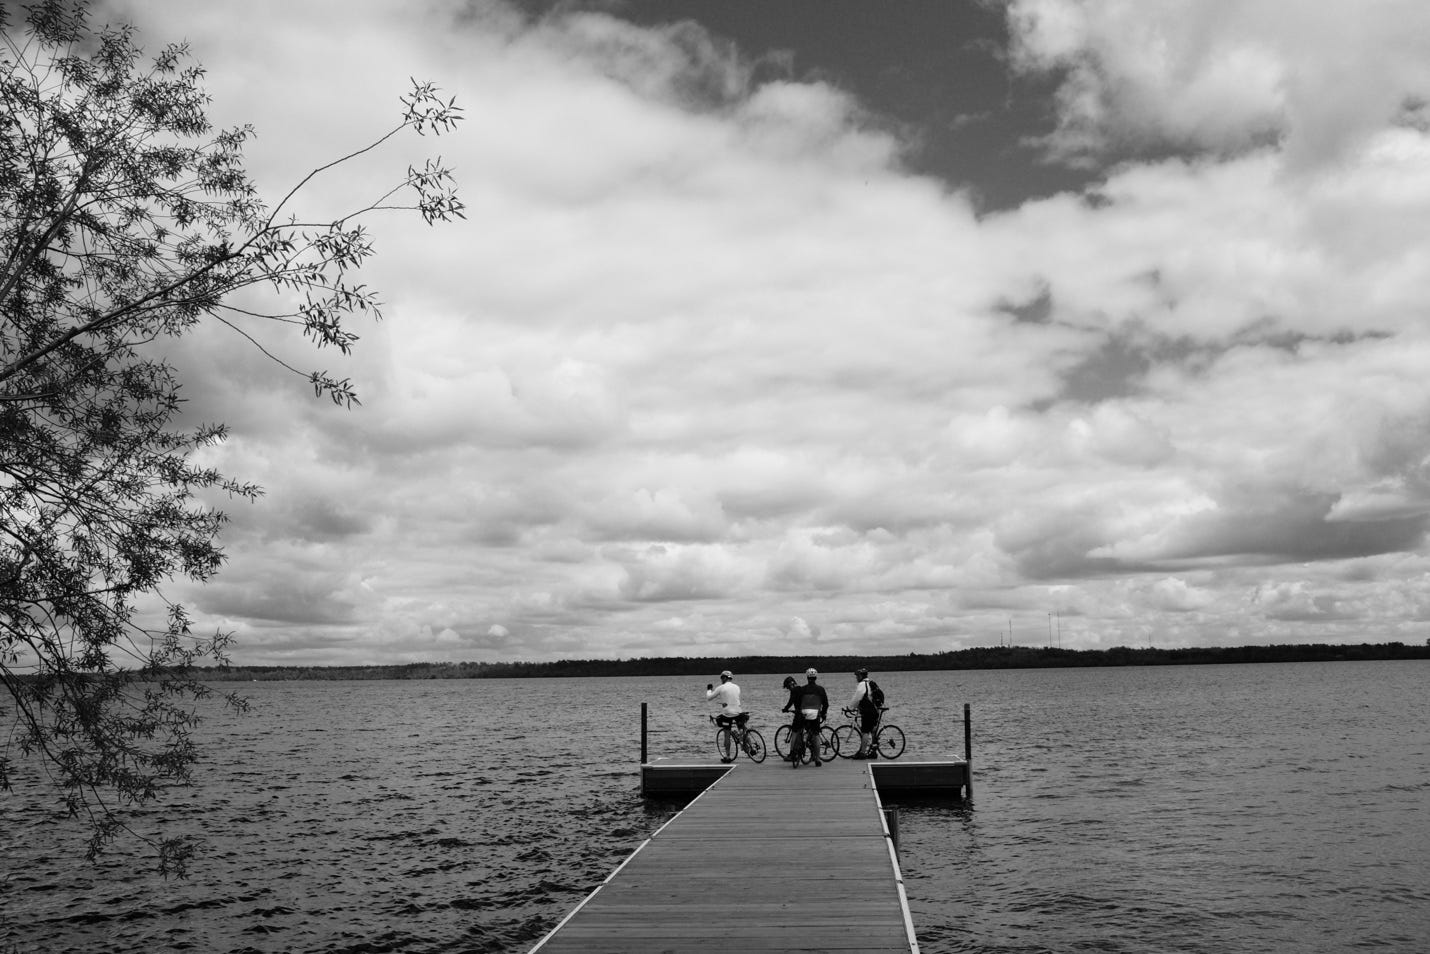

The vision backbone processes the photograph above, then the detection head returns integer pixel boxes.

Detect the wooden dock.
[530,756,925,954]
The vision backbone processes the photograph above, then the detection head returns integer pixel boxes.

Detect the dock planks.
[531,757,919,954]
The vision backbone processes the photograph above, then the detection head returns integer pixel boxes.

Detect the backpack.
[866,679,885,708]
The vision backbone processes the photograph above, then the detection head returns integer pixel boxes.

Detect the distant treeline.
[194,641,1430,681]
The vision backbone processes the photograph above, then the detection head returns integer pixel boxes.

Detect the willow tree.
[0,1,462,873]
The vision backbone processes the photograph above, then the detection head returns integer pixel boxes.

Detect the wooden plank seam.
[527,763,740,953]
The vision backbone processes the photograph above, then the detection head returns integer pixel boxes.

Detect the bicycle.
[709,714,767,763]
[774,721,837,764]
[832,706,906,759]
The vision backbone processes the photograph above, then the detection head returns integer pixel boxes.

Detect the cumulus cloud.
[1252,580,1352,622]
[782,616,821,642]
[83,0,1430,663]
[1007,0,1430,169]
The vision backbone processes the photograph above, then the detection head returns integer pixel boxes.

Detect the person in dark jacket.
[779,675,801,762]
[789,668,829,768]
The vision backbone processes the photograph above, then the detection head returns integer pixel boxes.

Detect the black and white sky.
[93,0,1430,664]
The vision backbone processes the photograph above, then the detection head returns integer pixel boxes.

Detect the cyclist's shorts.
[717,712,750,726]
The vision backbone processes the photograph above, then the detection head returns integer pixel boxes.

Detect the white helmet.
[805,667,818,678]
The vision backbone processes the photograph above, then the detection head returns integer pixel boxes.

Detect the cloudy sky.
[96,0,1430,665]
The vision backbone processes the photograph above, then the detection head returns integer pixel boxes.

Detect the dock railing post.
[963,702,974,800]
[641,702,648,766]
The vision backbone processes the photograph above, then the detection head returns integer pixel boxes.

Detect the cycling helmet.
[855,668,869,679]
[805,667,818,678]
[782,676,797,689]
[720,670,733,680]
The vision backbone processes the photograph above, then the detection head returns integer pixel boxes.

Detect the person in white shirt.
[706,669,742,714]
[705,670,746,762]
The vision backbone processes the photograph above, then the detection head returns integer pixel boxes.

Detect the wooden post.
[963,702,974,800]
[641,702,648,765]
[882,807,899,853]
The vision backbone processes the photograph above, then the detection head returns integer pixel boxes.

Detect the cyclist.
[790,668,828,769]
[778,675,800,761]
[846,667,880,759]
[705,670,746,763]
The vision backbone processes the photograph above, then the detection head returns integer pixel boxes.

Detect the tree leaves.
[1,0,462,873]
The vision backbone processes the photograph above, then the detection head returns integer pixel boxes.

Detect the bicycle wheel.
[875,724,905,759]
[832,725,861,759]
[798,728,816,764]
[743,728,767,763]
[714,726,738,762]
[818,726,838,762]
[773,724,792,761]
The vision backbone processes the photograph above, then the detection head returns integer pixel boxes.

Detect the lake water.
[2,661,1427,953]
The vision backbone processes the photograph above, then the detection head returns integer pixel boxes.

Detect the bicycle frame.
[709,714,766,764]
[831,706,905,759]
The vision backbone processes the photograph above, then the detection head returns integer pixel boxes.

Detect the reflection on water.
[2,662,1427,953]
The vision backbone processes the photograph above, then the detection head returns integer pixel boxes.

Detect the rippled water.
[2,661,1426,953]
[896,661,1430,953]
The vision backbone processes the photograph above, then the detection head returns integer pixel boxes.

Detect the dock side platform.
[531,757,923,953]
[641,757,969,799]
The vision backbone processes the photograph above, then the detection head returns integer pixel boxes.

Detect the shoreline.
[189,640,1430,681]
